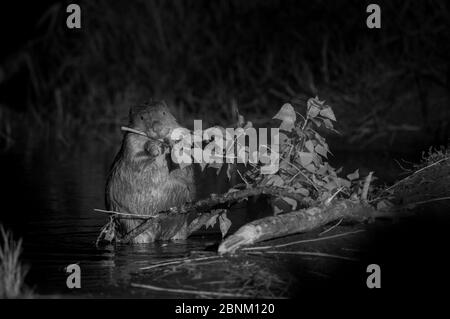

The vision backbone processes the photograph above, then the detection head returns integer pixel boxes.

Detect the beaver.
[106,101,195,243]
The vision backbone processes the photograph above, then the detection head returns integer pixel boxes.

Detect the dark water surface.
[0,142,418,296]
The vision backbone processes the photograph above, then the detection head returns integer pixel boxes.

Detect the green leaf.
[219,213,232,238]
[279,132,290,145]
[305,140,315,153]
[346,169,360,181]
[315,144,328,158]
[317,164,328,175]
[295,187,310,197]
[311,153,322,166]
[311,118,322,127]
[305,163,317,173]
[312,174,325,186]
[323,119,334,130]
[273,205,284,215]
[324,181,337,191]
[279,158,290,170]
[337,178,351,188]
[282,197,297,210]
[205,214,219,229]
[307,97,325,110]
[298,152,313,167]
[273,103,296,132]
[307,105,320,118]
[266,175,284,187]
[320,107,336,121]
[319,191,332,202]
[314,132,326,145]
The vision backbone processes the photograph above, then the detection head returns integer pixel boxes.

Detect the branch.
[117,186,310,243]
[218,199,377,254]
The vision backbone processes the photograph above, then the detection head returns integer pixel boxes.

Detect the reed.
[0,226,29,299]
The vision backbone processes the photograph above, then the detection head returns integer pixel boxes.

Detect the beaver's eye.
[140,115,144,120]
[162,111,166,115]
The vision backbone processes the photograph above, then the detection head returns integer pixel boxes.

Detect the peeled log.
[218,199,376,254]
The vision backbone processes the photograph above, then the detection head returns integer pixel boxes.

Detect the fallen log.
[116,186,310,243]
[218,199,377,254]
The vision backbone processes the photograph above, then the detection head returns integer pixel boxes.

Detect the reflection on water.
[0,142,415,296]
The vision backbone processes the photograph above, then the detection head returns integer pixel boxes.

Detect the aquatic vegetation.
[0,226,29,299]
[376,146,450,211]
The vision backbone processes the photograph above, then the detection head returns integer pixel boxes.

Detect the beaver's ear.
[129,106,140,120]
[128,105,142,123]
[129,104,145,117]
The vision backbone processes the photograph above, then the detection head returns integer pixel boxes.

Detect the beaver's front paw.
[147,143,162,157]
[146,141,171,158]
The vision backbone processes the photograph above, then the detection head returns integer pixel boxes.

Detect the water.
[0,142,244,296]
[0,142,415,296]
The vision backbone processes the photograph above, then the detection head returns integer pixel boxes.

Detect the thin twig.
[286,161,319,191]
[131,283,253,298]
[242,229,365,251]
[94,208,153,219]
[140,256,220,270]
[248,250,358,261]
[319,218,343,235]
[236,168,250,186]
[325,187,344,206]
[139,257,190,270]
[404,196,450,207]
[393,159,411,173]
[385,157,449,192]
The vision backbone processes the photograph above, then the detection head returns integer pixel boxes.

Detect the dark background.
[0,0,449,151]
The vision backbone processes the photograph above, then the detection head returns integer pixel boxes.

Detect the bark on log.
[218,199,377,254]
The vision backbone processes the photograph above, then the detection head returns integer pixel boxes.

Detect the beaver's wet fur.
[106,101,195,243]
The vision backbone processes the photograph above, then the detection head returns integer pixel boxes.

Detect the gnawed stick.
[118,186,310,243]
[121,126,149,138]
[218,199,377,254]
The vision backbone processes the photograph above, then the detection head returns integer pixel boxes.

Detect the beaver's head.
[129,100,181,141]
